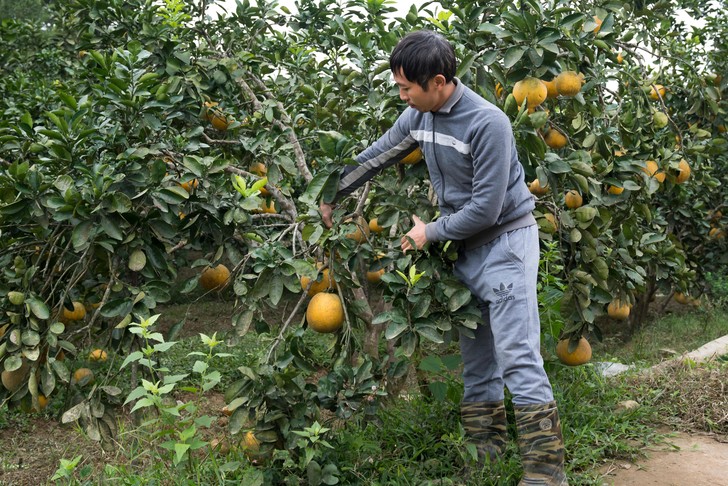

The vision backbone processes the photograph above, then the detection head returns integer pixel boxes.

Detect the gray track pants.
[454,224,554,406]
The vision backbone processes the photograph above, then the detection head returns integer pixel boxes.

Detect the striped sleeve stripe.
[411,129,470,155]
[337,135,417,197]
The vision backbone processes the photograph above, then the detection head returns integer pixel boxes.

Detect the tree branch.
[236,73,313,183]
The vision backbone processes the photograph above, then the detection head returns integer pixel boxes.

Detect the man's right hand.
[320,201,334,228]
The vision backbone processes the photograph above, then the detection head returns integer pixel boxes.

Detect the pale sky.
[211,0,429,18]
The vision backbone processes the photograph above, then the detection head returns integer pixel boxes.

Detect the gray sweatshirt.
[334,78,536,249]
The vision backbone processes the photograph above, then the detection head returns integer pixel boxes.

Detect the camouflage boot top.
[514,401,568,486]
[461,400,509,463]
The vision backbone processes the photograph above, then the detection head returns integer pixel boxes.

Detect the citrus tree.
[1,0,725,469]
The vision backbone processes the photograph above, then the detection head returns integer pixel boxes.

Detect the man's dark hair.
[389,30,457,90]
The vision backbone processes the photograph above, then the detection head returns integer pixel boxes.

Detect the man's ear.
[432,74,447,89]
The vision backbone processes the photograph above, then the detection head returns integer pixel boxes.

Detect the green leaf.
[120,351,144,370]
[418,355,443,372]
[448,288,471,312]
[411,294,432,319]
[3,355,23,372]
[300,168,336,205]
[503,46,527,68]
[71,221,94,250]
[100,216,124,241]
[318,131,348,157]
[416,325,444,344]
[21,330,40,346]
[385,320,408,340]
[174,443,191,464]
[26,297,50,320]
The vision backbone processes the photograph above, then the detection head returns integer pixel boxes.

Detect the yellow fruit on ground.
[555,71,585,97]
[180,178,199,193]
[513,77,548,108]
[72,367,95,386]
[607,299,631,320]
[565,190,583,209]
[676,159,691,184]
[62,301,86,322]
[649,84,666,100]
[528,178,549,196]
[89,349,108,362]
[300,265,336,296]
[642,160,665,183]
[306,293,345,333]
[591,16,603,34]
[556,337,592,366]
[542,79,558,98]
[199,264,231,291]
[607,185,624,195]
[1,362,30,392]
[400,147,423,165]
[344,216,370,244]
[544,129,568,149]
[368,218,384,234]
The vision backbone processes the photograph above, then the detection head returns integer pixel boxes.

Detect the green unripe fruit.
[652,111,668,129]
[8,291,25,306]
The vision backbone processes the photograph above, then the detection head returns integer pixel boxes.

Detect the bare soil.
[599,430,728,485]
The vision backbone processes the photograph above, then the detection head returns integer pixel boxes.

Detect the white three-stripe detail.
[411,129,470,155]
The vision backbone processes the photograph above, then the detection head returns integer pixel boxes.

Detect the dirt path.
[599,431,728,485]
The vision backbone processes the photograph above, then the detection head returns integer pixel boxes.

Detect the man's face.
[393,69,442,112]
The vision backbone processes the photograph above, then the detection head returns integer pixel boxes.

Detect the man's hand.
[320,201,335,228]
[400,214,428,253]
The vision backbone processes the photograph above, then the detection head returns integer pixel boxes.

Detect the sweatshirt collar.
[435,77,464,114]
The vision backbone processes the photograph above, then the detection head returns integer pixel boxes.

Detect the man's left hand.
[401,214,428,253]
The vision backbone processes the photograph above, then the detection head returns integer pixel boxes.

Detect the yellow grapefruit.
[675,159,691,184]
[513,77,548,109]
[565,190,583,209]
[555,71,585,97]
[607,299,631,320]
[556,337,592,366]
[199,264,231,291]
[306,293,344,333]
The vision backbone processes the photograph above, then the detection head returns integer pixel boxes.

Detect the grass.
[6,299,726,485]
[591,304,728,366]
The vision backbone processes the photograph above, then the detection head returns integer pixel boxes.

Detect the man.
[320,30,567,485]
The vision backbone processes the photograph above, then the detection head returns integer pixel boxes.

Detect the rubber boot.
[461,400,509,464]
[515,401,568,486]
